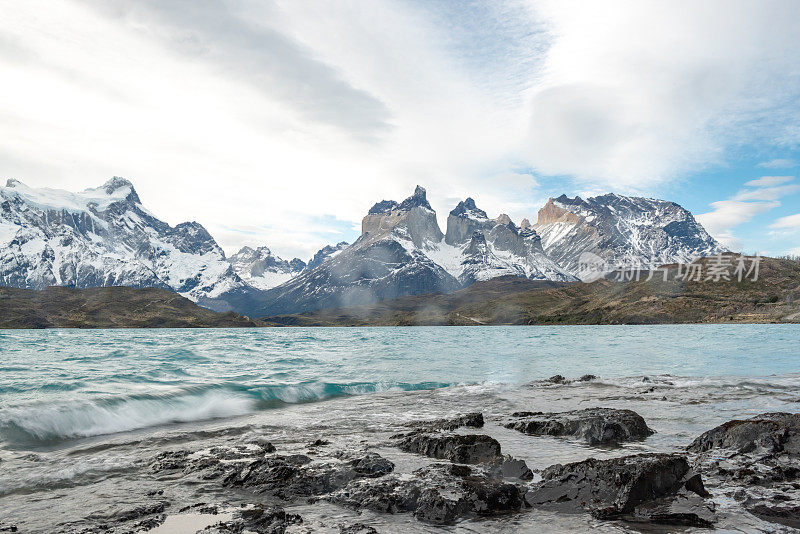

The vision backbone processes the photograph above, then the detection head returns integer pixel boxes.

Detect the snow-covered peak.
[1,177,141,214]
[228,245,305,291]
[0,177,246,307]
[450,198,488,220]
[534,191,727,276]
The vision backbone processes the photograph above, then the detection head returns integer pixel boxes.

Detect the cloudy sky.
[2,0,800,260]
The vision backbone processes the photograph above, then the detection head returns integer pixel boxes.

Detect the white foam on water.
[0,389,256,442]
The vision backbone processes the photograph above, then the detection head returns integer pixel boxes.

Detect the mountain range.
[0,178,726,316]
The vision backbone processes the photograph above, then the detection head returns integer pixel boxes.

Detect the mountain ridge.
[0,178,727,316]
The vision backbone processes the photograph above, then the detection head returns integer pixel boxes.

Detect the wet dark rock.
[199,505,302,534]
[396,433,501,464]
[350,453,395,478]
[504,407,654,445]
[329,463,526,525]
[308,439,330,447]
[178,503,220,515]
[150,450,191,472]
[0,526,18,533]
[687,412,800,530]
[133,515,167,531]
[339,523,378,533]
[223,452,394,498]
[628,488,715,527]
[526,453,714,526]
[746,503,800,529]
[486,455,534,480]
[406,412,484,432]
[688,412,800,455]
[84,501,170,531]
[547,374,567,384]
[578,374,597,382]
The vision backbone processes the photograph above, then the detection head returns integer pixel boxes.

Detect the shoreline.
[2,377,799,532]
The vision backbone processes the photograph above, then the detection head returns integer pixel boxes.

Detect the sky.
[2,0,800,260]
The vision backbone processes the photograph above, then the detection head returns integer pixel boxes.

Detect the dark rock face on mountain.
[0,178,250,308]
[533,193,726,278]
[504,408,654,445]
[526,453,714,526]
[254,187,460,315]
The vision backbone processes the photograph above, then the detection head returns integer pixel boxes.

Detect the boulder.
[688,412,800,455]
[223,452,394,498]
[329,463,525,525]
[687,412,800,530]
[504,407,654,445]
[396,433,501,464]
[405,412,484,432]
[525,453,714,526]
[197,505,302,534]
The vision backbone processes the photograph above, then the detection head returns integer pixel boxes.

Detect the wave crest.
[0,381,451,444]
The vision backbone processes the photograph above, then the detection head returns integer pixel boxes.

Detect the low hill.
[261,256,800,326]
[0,286,258,328]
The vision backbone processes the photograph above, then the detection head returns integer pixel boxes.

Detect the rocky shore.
[40,399,800,533]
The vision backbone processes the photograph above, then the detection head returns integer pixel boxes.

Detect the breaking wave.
[0,381,452,445]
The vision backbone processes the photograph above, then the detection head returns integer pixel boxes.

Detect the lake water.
[1,325,799,532]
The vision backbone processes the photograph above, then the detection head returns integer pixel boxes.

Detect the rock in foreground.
[688,412,800,455]
[396,433,501,464]
[330,463,526,525]
[526,453,714,527]
[688,412,800,529]
[504,407,654,445]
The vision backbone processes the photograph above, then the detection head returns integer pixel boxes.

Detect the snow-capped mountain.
[256,186,461,315]
[533,193,727,277]
[227,246,306,291]
[427,198,576,285]
[255,187,574,315]
[0,177,247,307]
[0,178,727,317]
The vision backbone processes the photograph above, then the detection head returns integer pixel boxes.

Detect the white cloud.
[744,176,795,187]
[697,176,799,249]
[3,0,800,259]
[697,200,780,250]
[771,213,800,229]
[526,0,800,187]
[733,183,800,201]
[757,158,797,169]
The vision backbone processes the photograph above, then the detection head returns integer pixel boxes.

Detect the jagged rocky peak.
[536,196,586,225]
[520,218,532,231]
[445,197,494,246]
[101,176,140,202]
[450,198,488,220]
[361,185,443,249]
[496,213,514,227]
[305,241,349,271]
